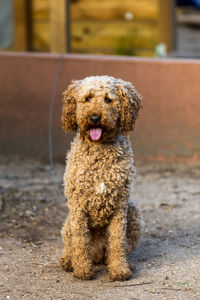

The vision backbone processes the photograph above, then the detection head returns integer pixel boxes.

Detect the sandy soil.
[0,157,200,300]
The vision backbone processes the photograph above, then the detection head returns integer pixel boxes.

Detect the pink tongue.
[90,128,102,140]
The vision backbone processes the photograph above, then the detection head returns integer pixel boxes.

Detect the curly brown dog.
[59,75,143,281]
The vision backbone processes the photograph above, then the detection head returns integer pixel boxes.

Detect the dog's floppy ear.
[62,80,80,132]
[116,80,142,133]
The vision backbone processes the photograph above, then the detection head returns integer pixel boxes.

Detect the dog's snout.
[90,114,101,124]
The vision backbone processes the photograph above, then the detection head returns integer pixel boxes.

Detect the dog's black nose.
[90,114,101,124]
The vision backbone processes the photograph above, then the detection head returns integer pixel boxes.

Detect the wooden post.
[13,0,30,51]
[49,0,70,53]
[158,0,175,53]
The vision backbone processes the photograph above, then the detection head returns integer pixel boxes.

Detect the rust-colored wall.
[1,52,200,162]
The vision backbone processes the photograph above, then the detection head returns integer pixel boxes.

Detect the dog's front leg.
[70,209,93,280]
[107,207,132,281]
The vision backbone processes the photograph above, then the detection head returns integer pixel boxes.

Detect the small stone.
[32,205,37,212]
[40,198,49,203]
[25,210,35,217]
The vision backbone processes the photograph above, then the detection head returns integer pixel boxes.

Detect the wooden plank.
[71,47,155,57]
[13,0,30,51]
[71,21,158,55]
[31,0,49,20]
[49,0,69,53]
[30,0,159,56]
[31,0,50,51]
[31,22,50,51]
[30,20,157,55]
[158,0,175,52]
[71,0,158,21]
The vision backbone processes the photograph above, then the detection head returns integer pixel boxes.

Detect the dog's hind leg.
[59,216,73,271]
[126,201,144,255]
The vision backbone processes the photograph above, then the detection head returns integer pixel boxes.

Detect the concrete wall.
[1,52,200,162]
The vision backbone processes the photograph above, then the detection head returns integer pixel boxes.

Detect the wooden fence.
[13,0,174,56]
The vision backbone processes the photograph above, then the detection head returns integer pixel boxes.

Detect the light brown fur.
[59,76,143,281]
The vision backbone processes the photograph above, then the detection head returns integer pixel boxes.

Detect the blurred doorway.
[174,0,200,57]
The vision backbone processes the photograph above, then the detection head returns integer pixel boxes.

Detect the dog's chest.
[82,152,131,225]
[66,138,134,225]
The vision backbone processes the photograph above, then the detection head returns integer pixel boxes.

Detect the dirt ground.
[0,157,200,300]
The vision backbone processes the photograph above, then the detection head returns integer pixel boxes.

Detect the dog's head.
[62,76,142,142]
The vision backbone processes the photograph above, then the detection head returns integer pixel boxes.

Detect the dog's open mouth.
[89,128,102,141]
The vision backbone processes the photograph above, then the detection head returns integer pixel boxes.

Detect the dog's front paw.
[73,266,93,280]
[109,266,132,281]
[59,256,73,272]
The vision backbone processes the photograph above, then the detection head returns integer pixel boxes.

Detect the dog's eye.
[104,97,112,103]
[85,96,92,102]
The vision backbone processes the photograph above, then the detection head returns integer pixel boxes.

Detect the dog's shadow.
[130,223,200,279]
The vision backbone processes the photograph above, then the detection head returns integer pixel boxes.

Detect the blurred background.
[1,0,200,58]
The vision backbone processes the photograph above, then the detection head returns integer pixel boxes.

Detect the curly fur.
[60,75,143,281]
